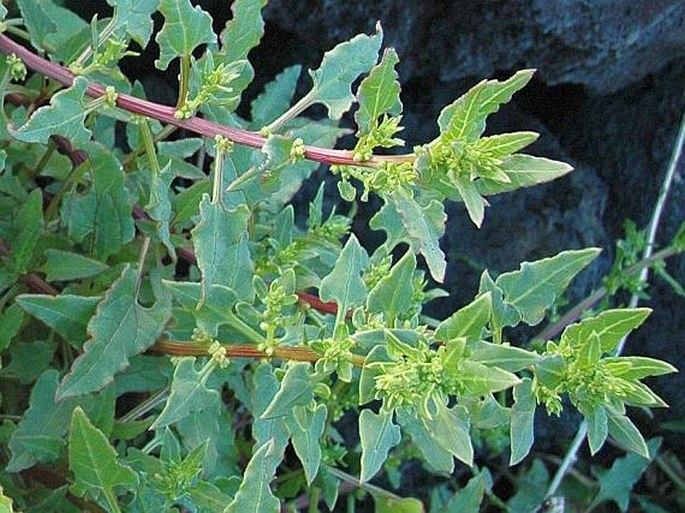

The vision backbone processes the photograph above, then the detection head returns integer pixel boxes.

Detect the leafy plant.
[0,1,681,512]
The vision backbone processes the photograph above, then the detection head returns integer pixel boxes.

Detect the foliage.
[0,1,680,512]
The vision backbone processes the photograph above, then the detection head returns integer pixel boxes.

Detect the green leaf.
[69,407,138,503]
[164,281,240,337]
[453,174,488,227]
[477,132,539,157]
[590,437,661,512]
[6,189,43,274]
[57,266,171,399]
[603,356,678,380]
[585,405,609,455]
[380,191,447,283]
[304,26,383,119]
[375,496,425,513]
[192,195,253,303]
[459,361,521,395]
[506,459,550,513]
[319,234,369,313]
[606,407,649,458]
[510,378,535,465]
[250,65,302,128]
[261,362,314,419]
[476,154,573,196]
[0,303,24,352]
[367,249,416,326]
[561,308,652,353]
[438,69,534,142]
[434,469,491,513]
[470,341,541,372]
[0,339,56,384]
[436,292,491,342]
[151,357,221,429]
[16,294,98,348]
[355,47,402,135]
[496,248,600,326]
[171,180,212,226]
[106,0,159,46]
[397,409,454,474]
[286,403,327,485]
[12,77,91,146]
[225,439,281,513]
[6,370,88,472]
[42,249,108,282]
[155,0,216,71]
[16,0,57,53]
[427,402,473,466]
[60,144,135,261]
[359,409,401,483]
[146,161,176,260]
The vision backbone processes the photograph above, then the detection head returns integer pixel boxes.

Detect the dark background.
[72,0,685,447]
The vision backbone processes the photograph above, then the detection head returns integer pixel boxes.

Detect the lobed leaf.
[224,439,281,513]
[16,0,57,53]
[155,0,216,71]
[12,77,91,146]
[396,409,454,474]
[106,0,159,46]
[42,249,108,282]
[319,234,369,313]
[250,65,302,128]
[436,292,491,342]
[305,26,383,119]
[496,248,601,326]
[359,409,401,483]
[355,47,402,136]
[367,249,416,326]
[438,69,534,142]
[286,404,327,485]
[145,161,176,260]
[561,308,652,352]
[427,402,473,467]
[261,362,314,419]
[151,357,221,429]
[57,266,171,399]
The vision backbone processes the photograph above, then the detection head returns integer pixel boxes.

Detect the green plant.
[0,1,681,512]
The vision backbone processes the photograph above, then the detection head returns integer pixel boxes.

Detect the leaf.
[106,0,159,46]
[435,469,492,513]
[355,47,402,135]
[438,70,534,142]
[16,294,99,348]
[603,356,678,380]
[250,65,302,128]
[476,154,573,196]
[286,404,327,485]
[375,496,425,513]
[0,304,24,352]
[151,357,221,429]
[155,0,217,71]
[585,405,609,455]
[470,342,541,372]
[561,308,652,353]
[69,407,138,502]
[261,362,314,419]
[171,180,212,226]
[0,339,56,385]
[367,249,416,325]
[381,191,447,283]
[16,0,57,53]
[496,248,601,326]
[164,281,241,337]
[42,249,108,282]
[590,437,661,512]
[436,293,491,342]
[359,409,401,483]
[319,234,369,313]
[191,195,253,303]
[459,361,521,395]
[6,189,43,274]
[217,0,267,105]
[427,402,473,466]
[225,439,281,513]
[57,266,171,399]
[453,174,488,227]
[12,77,91,146]
[305,26,383,119]
[6,370,88,472]
[145,161,176,260]
[477,132,539,157]
[397,409,454,474]
[509,378,535,465]
[60,143,135,261]
[606,407,649,458]
[506,459,550,513]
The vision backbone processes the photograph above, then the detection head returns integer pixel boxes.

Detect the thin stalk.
[134,236,151,302]
[326,466,403,501]
[267,91,315,133]
[103,488,122,513]
[176,55,191,110]
[544,109,685,501]
[138,119,162,176]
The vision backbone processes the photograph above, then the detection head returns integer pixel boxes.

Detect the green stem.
[326,466,402,501]
[307,487,321,513]
[118,388,169,423]
[267,91,315,134]
[27,139,57,180]
[176,55,191,110]
[225,312,266,344]
[211,144,224,205]
[134,236,151,302]
[103,487,122,513]
[138,119,162,176]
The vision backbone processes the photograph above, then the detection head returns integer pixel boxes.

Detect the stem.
[544,109,685,501]
[267,91,315,133]
[103,487,122,513]
[176,55,191,110]
[0,34,404,169]
[326,466,402,501]
[138,120,161,176]
[134,236,151,302]
[118,388,169,423]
